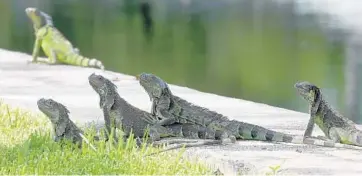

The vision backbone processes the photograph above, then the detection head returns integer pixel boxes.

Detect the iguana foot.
[26,60,38,65]
[315,135,329,141]
[27,59,57,65]
[303,136,333,144]
[216,130,236,144]
[304,135,329,142]
[221,138,232,144]
[221,136,236,145]
[303,137,321,144]
[230,136,237,143]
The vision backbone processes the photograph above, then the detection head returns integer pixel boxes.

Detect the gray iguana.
[88,73,223,150]
[295,81,362,147]
[25,7,105,70]
[137,72,362,151]
[37,98,97,151]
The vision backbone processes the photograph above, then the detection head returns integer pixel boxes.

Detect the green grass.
[0,102,213,175]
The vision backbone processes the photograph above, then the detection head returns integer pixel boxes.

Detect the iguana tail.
[231,120,295,142]
[145,140,221,157]
[65,52,105,70]
[234,121,362,150]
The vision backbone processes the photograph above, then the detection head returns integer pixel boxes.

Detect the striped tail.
[65,53,105,70]
[230,120,362,150]
[241,124,362,150]
[229,120,293,142]
[245,123,362,150]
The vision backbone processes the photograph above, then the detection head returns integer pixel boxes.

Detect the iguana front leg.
[103,108,118,144]
[30,38,42,63]
[150,101,161,121]
[303,114,330,142]
[154,98,179,126]
[103,108,112,141]
[35,49,59,65]
[303,114,316,142]
[156,111,178,126]
[303,115,314,137]
[151,101,156,116]
[328,127,342,143]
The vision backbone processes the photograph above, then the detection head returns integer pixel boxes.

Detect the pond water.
[0,0,346,113]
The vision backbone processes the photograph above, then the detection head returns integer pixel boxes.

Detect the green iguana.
[295,81,362,147]
[37,98,97,151]
[137,72,362,151]
[25,7,104,70]
[88,73,223,151]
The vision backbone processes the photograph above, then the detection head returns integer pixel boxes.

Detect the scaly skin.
[25,7,104,70]
[137,73,362,151]
[295,81,362,148]
[137,73,236,144]
[37,98,97,151]
[137,73,292,142]
[87,73,222,148]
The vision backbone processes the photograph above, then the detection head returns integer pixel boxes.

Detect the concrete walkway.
[1,48,362,175]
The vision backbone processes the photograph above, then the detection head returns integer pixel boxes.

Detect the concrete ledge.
[1,48,362,175]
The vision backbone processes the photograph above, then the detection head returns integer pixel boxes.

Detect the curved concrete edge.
[1,48,362,175]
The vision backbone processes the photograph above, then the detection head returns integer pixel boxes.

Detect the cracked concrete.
[1,48,362,175]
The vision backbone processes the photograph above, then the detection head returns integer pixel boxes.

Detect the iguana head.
[37,98,70,124]
[294,81,321,103]
[137,72,171,100]
[88,73,117,97]
[25,7,53,29]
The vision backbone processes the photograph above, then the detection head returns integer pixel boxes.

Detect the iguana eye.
[141,74,147,80]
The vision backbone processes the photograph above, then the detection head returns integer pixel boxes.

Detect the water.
[0,0,347,114]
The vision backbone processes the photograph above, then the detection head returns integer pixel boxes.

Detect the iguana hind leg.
[179,124,200,139]
[30,49,59,65]
[198,126,217,139]
[43,49,58,64]
[48,49,58,64]
[328,127,362,147]
[148,125,172,142]
[305,128,342,144]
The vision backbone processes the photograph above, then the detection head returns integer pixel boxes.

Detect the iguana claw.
[316,135,329,141]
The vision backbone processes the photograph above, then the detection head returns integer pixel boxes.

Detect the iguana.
[37,98,97,151]
[295,81,362,147]
[25,7,104,70]
[88,73,223,151]
[137,72,362,151]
